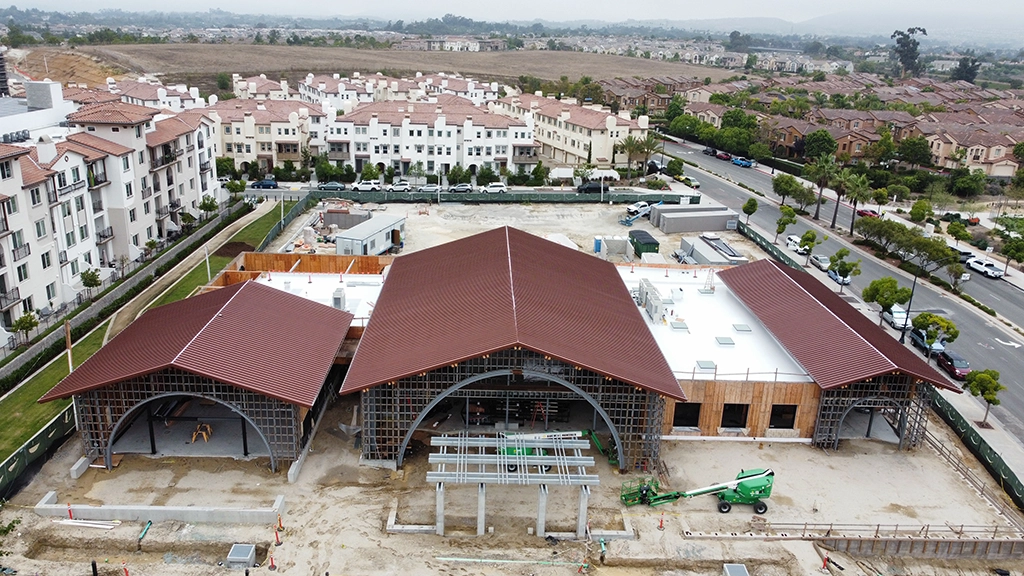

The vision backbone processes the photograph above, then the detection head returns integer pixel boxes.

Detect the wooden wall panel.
[667,380,821,438]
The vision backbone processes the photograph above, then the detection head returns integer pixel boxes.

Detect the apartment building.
[97,79,207,112]
[145,112,220,231]
[683,102,729,129]
[208,99,326,172]
[493,93,648,169]
[232,75,298,100]
[298,73,374,112]
[325,95,534,176]
[418,74,500,106]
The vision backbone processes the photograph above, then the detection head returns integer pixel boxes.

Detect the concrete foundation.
[477,483,486,536]
[435,483,445,536]
[35,491,286,524]
[577,486,590,538]
[537,484,548,538]
[385,499,435,535]
[69,456,90,479]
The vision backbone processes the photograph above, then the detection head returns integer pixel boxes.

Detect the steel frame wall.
[360,348,665,471]
[813,374,930,450]
[74,368,304,470]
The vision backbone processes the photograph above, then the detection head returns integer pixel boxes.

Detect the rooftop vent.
[696,360,716,371]
[715,336,735,346]
[732,324,752,333]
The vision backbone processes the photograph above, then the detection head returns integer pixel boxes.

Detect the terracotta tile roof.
[66,132,134,157]
[55,141,106,163]
[18,150,54,186]
[67,101,158,126]
[105,80,195,102]
[207,99,326,124]
[501,93,641,130]
[718,260,958,392]
[0,143,30,161]
[40,281,353,407]
[61,86,122,105]
[343,98,525,129]
[145,113,207,147]
[341,227,683,399]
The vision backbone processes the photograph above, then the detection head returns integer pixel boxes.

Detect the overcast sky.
[13,0,973,24]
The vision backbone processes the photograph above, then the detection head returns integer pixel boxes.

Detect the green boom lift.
[620,468,775,514]
[582,429,619,467]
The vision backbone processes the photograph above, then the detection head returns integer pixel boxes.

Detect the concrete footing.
[536,484,548,538]
[69,457,90,479]
[385,498,435,535]
[35,491,286,524]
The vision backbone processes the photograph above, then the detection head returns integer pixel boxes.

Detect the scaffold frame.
[812,374,930,450]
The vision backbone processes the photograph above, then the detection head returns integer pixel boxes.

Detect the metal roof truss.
[426,434,599,486]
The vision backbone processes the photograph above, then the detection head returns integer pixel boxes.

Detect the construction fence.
[928,387,1024,512]
[0,405,75,498]
[310,190,701,205]
[737,221,804,271]
[256,194,315,252]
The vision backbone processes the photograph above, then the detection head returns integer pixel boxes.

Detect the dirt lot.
[4,48,129,87]
[1,397,1018,576]
[69,44,732,91]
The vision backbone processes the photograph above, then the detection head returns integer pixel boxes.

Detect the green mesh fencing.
[737,221,804,271]
[0,405,76,497]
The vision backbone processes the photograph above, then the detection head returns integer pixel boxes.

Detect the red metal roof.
[40,281,353,407]
[341,227,684,400]
[718,259,959,392]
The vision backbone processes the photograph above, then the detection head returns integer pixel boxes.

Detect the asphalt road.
[662,140,1024,441]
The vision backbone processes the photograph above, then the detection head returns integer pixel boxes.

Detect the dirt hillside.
[7,47,129,87]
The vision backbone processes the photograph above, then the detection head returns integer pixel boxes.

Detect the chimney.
[408,103,414,113]
[319,83,327,91]
[280,79,289,94]
[36,135,58,164]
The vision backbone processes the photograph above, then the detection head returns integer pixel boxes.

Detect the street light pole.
[899,254,959,344]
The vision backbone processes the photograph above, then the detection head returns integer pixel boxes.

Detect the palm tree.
[640,132,663,170]
[829,168,856,229]
[616,135,643,180]
[846,174,874,233]
[804,154,838,220]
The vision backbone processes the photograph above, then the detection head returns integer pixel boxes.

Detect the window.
[56,172,68,189]
[46,282,57,301]
[16,264,28,282]
[129,208,136,222]
[146,226,153,239]
[245,144,251,153]
[83,251,92,265]
[11,230,24,248]
[187,157,192,168]
[79,224,89,240]
[144,201,151,215]
[0,160,12,179]
[190,178,195,190]
[235,127,241,135]
[123,157,131,171]
[41,251,51,269]
[224,126,231,135]
[769,405,797,429]
[70,259,79,275]
[61,201,71,217]
[71,167,82,183]
[135,125,142,138]
[138,152,145,165]
[225,143,233,153]
[75,195,85,212]
[30,188,41,206]
[132,234,139,247]
[21,297,33,314]
[65,230,76,246]
[125,183,133,198]
[393,145,400,154]
[721,404,750,428]
[34,219,46,238]
[673,403,701,427]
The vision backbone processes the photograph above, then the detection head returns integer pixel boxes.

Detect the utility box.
[628,230,660,258]
[723,564,750,576]
[226,544,256,570]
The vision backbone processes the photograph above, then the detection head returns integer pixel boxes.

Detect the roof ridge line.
[172,282,248,364]
[770,261,897,371]
[506,227,519,340]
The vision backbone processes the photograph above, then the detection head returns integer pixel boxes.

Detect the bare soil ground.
[71,44,733,93]
[5,48,129,87]
[1,396,1018,576]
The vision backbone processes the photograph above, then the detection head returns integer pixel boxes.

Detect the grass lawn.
[147,255,233,310]
[0,321,109,461]
[230,201,297,249]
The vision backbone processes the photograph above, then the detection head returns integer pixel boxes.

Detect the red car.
[936,350,970,380]
[856,209,880,218]
[716,152,732,161]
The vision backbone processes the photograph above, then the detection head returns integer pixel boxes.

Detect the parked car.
[785,234,808,255]
[731,157,753,168]
[481,182,508,194]
[449,183,473,193]
[352,180,381,191]
[250,179,279,189]
[679,176,700,188]
[577,181,608,194]
[317,181,345,191]
[936,349,971,380]
[647,160,665,174]
[908,328,945,356]
[387,181,411,192]
[881,304,909,329]
[809,254,830,271]
[702,147,717,156]
[626,201,649,216]
[951,247,973,263]
[856,209,880,218]
[217,175,231,183]
[967,258,1004,279]
[827,268,852,286]
[418,184,441,194]
[716,152,733,161]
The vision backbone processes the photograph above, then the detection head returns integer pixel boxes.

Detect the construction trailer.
[335,213,406,256]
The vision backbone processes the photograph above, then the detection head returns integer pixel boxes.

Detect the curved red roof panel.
[40,281,353,407]
[341,227,684,400]
[718,259,958,392]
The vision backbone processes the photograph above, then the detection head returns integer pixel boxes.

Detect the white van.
[785,234,809,255]
[881,304,909,329]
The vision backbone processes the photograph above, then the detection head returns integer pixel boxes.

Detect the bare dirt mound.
[213,241,255,258]
[13,47,129,86]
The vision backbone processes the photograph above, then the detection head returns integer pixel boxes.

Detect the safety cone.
[268,551,277,571]
[278,513,285,532]
[630,263,634,273]
[658,511,665,531]
[308,274,313,284]
[67,502,73,520]
[122,561,129,576]
[822,553,828,570]
[275,529,282,546]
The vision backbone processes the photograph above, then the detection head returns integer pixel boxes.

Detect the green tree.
[616,135,644,180]
[267,29,280,45]
[946,221,970,246]
[361,163,380,182]
[909,199,933,223]
[891,27,928,78]
[905,235,955,273]
[742,198,758,224]
[828,248,861,293]
[911,312,959,362]
[846,174,874,233]
[216,157,237,180]
[828,168,856,229]
[799,230,825,265]
[772,173,802,206]
[1001,237,1024,274]
[144,238,159,259]
[384,165,396,184]
[639,132,663,169]
[573,163,595,182]
[179,212,196,233]
[862,277,913,326]
[964,369,1005,426]
[950,57,981,84]
[665,95,686,123]
[225,179,246,198]
[774,205,797,243]
[12,312,39,345]
[216,72,231,90]
[888,183,912,202]
[748,142,772,164]
[80,268,102,300]
[946,262,967,293]
[1014,142,1024,164]
[864,126,896,166]
[898,136,932,168]
[804,154,839,220]
[1,499,20,557]
[803,129,838,160]
[665,159,684,177]
[199,194,219,220]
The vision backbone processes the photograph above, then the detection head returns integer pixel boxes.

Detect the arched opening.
[467,164,478,176]
[396,369,624,467]
[834,396,904,448]
[375,162,387,174]
[104,392,277,472]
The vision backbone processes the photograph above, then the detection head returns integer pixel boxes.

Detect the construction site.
[2,201,1023,576]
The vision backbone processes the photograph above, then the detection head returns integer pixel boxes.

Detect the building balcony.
[169,199,182,211]
[12,243,30,262]
[141,186,153,200]
[0,217,9,238]
[328,150,350,161]
[59,250,68,265]
[47,189,59,205]
[58,180,88,196]
[186,144,196,153]
[92,199,104,212]
[97,227,114,244]
[156,206,170,219]
[150,150,183,171]
[0,287,20,311]
[88,173,109,189]
[199,161,211,172]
